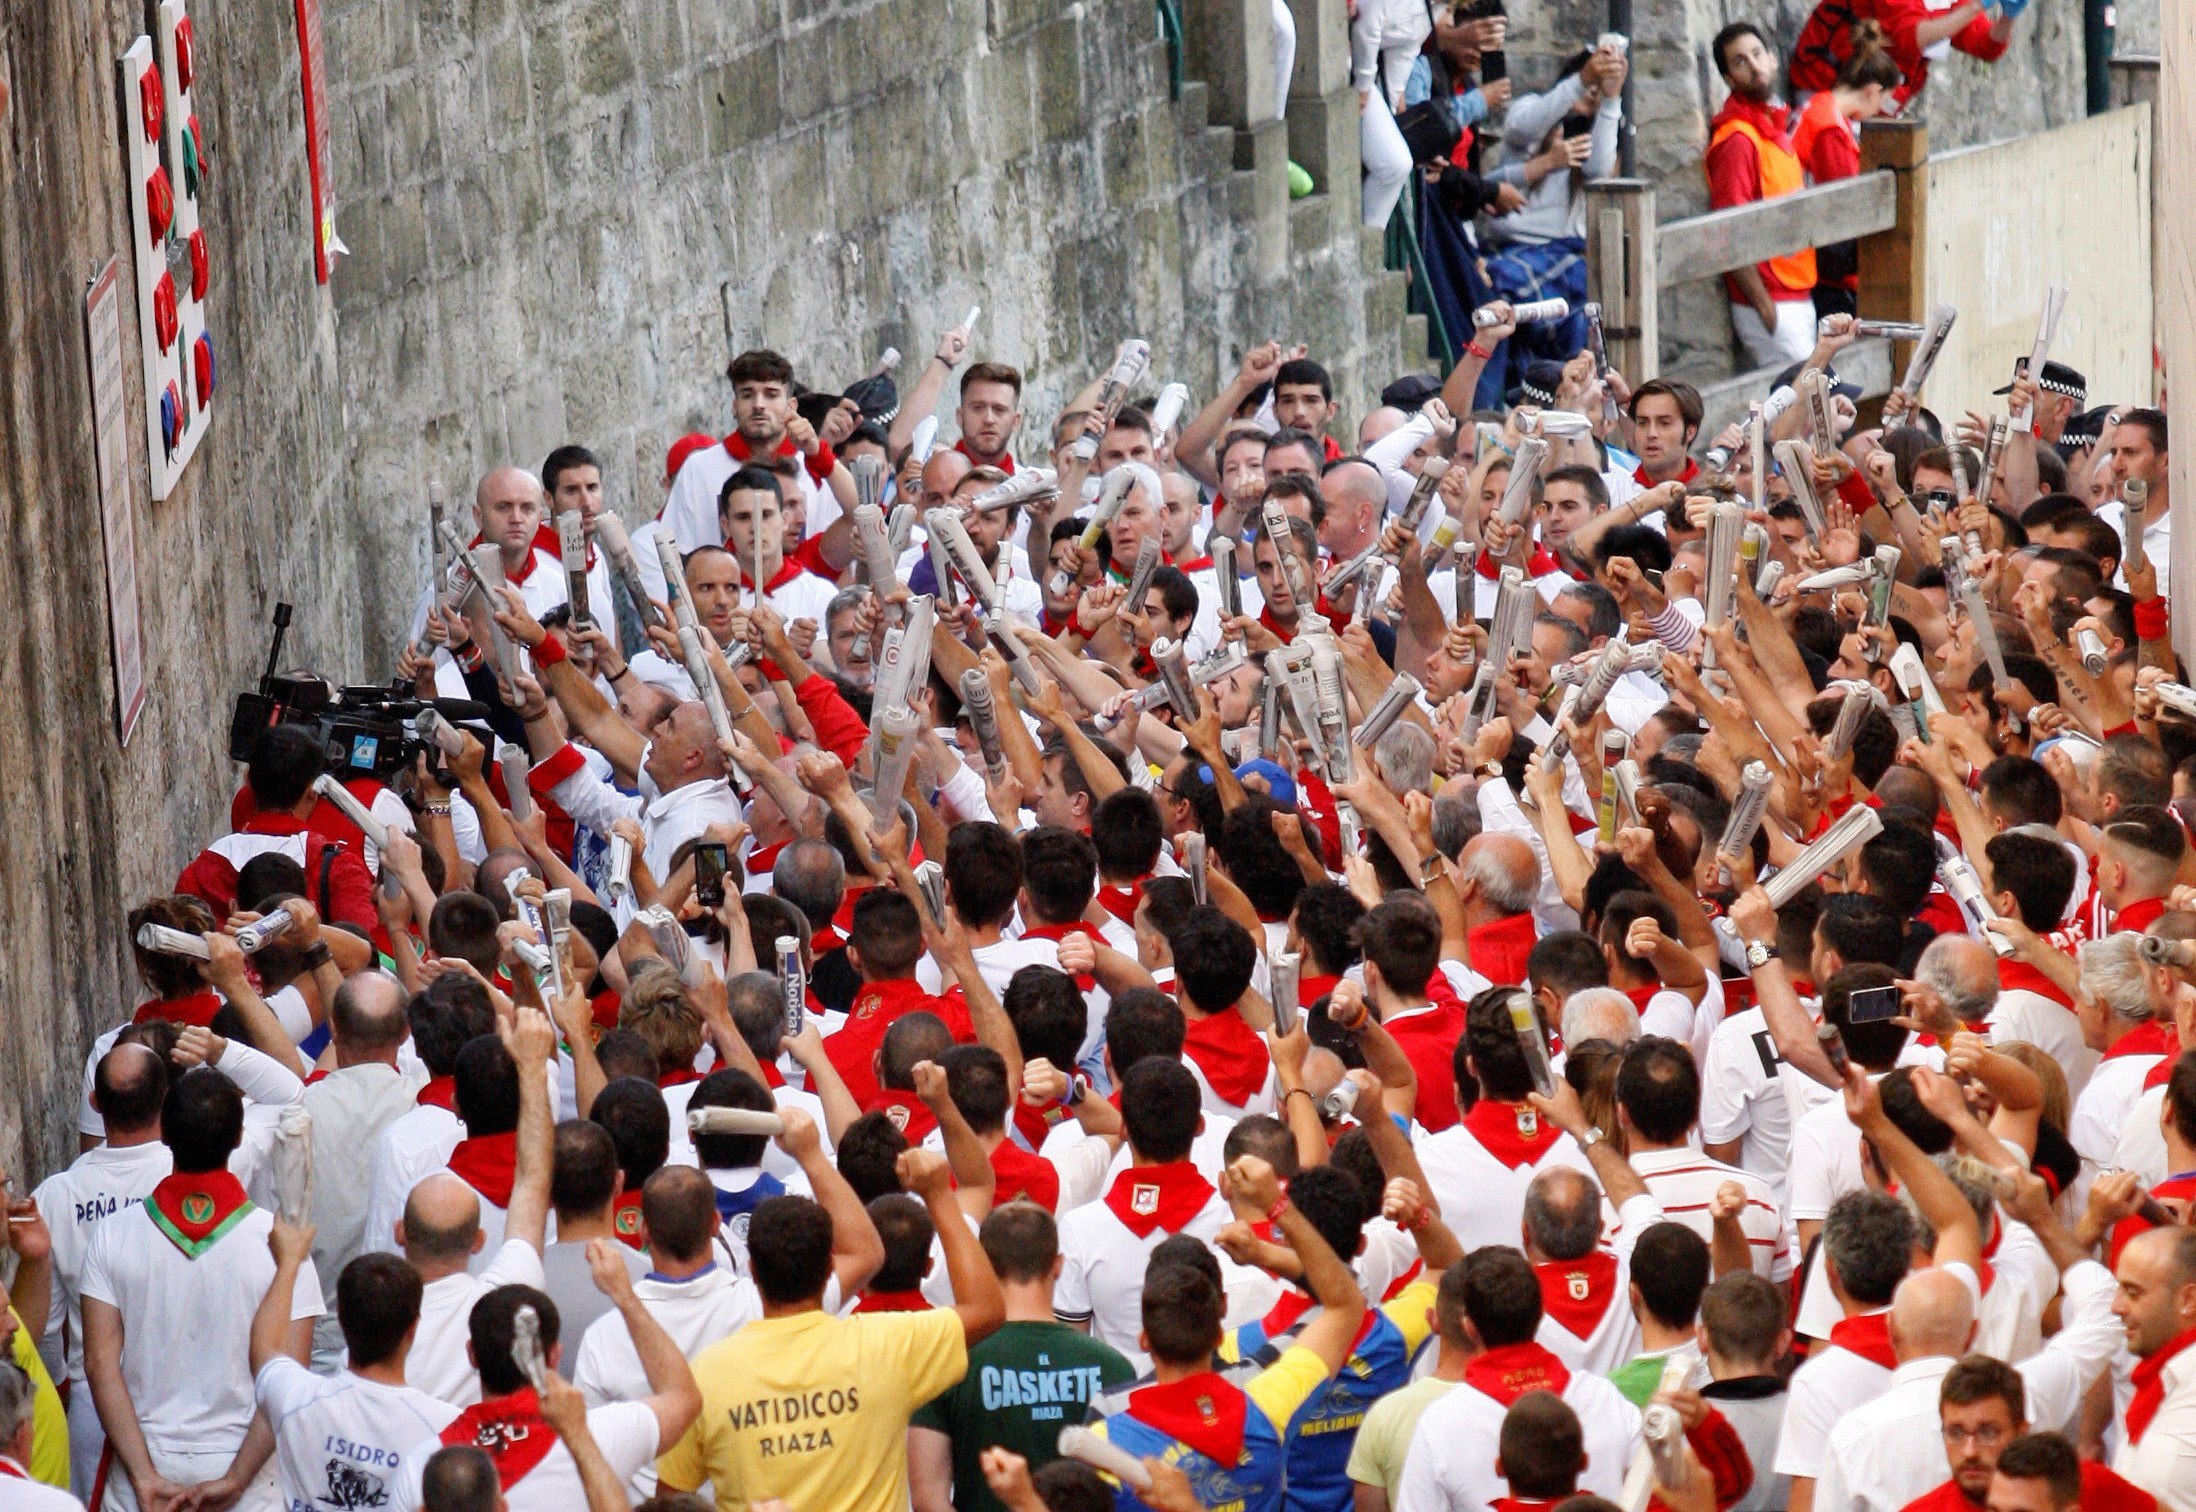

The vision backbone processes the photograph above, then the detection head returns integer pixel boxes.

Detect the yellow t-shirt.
[10,1307,69,1487]
[657,1306,968,1512]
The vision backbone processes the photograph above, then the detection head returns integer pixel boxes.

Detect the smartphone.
[1481,48,1507,81]
[694,842,729,908]
[1562,114,1594,139]
[1847,984,1902,1024]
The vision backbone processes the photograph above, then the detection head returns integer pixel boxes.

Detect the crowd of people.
[0,227,2185,1512]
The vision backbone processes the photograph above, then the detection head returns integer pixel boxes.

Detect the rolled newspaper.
[1890,643,1947,739]
[498,744,534,822]
[1269,949,1300,1036]
[1457,660,1499,747]
[777,934,806,1039]
[914,860,948,925]
[1596,730,1627,845]
[2124,479,2151,575]
[2139,935,2196,969]
[313,774,392,850]
[1308,638,1354,783]
[867,704,923,824]
[1053,468,1137,595]
[511,1304,553,1394]
[636,904,695,982]
[1057,1427,1153,1493]
[927,508,1001,610]
[1259,496,1314,611]
[2007,283,2068,431]
[687,1106,787,1137]
[1896,304,1958,399]
[1068,341,1152,464]
[888,502,918,556]
[2154,682,2196,721]
[1487,566,1535,668]
[1799,368,1838,458]
[1148,382,1190,438]
[957,667,1009,779]
[1211,536,1241,621]
[852,502,902,610]
[1354,673,1422,751]
[1853,319,1928,341]
[1150,637,1200,722]
[1541,631,1633,768]
[1939,854,2014,958]
[965,467,1061,517]
[870,597,938,712]
[1978,414,2012,504]
[1818,1022,1852,1078]
[1822,681,1874,761]
[1320,1077,1361,1121]
[1276,649,1327,773]
[1716,761,1773,885]
[1795,561,1877,594]
[1122,535,1163,617]
[1181,830,1208,906]
[509,935,555,986]
[1504,988,1556,1097]
[591,513,667,632]
[676,625,738,749]
[1478,297,1569,326]
[1763,804,1884,907]
[136,922,211,959]
[1259,673,1283,759]
[543,888,572,964]
[1747,402,1767,514]
[1859,545,1900,658]
[233,910,296,955]
[1398,455,1451,535]
[270,1104,313,1227]
[414,706,468,761]
[654,529,698,632]
[1947,442,1973,508]
[1474,437,1548,574]
[468,547,527,686]
[1618,1357,1699,1512]
[1702,502,1744,636]
[910,416,939,464]
[1612,758,1642,828]
[557,511,592,631]
[2077,627,2108,675]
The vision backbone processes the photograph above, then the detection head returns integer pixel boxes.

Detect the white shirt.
[407,1240,547,1407]
[79,1196,324,1455]
[1699,1006,1798,1201]
[0,1458,84,1512]
[1629,1145,1792,1281]
[32,1141,172,1387]
[914,933,1057,1000]
[2072,1049,2167,1171]
[394,1400,660,1512]
[1535,1192,1663,1376]
[1393,1363,1641,1511]
[1989,989,2097,1099]
[545,762,745,886]
[255,1357,459,1512]
[360,1103,465,1258]
[1055,1182,1235,1369]
[1416,1111,1592,1257]
[1813,1354,1955,1512]
[2117,1337,2196,1510]
[2113,1083,2173,1187]
[2098,497,2171,592]
[658,437,843,554]
[574,1265,758,1494]
[1774,1314,1897,1480]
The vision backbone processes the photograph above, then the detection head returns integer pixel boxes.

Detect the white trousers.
[1730,298,1817,370]
[1271,0,1296,120]
[1361,90,1411,227]
[96,1444,280,1512]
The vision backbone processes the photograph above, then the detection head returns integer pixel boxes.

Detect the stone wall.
[0,0,357,1177]
[322,0,1412,660]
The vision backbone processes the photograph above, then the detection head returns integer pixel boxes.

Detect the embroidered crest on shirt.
[1566,1270,1590,1301]
[1132,1183,1160,1216]
[884,1103,911,1132]
[1517,1107,1539,1138]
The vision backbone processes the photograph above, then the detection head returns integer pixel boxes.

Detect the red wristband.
[1466,340,1495,361]
[1066,612,1092,639]
[533,632,569,667]
[2135,595,2170,641]
[1264,1185,1291,1226]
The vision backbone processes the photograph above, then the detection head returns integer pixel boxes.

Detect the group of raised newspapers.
[2,291,2188,1512]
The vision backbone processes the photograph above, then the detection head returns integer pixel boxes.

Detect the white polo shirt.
[394,1400,660,1512]
[1416,1106,1593,1257]
[407,1240,547,1407]
[1699,1006,1799,1201]
[255,1357,459,1512]
[1629,1145,1792,1282]
[359,1103,464,1258]
[573,1265,760,1496]
[79,1196,324,1456]
[1055,1171,1234,1368]
[1393,1358,1642,1511]
[1988,989,2097,1100]
[1813,1354,1956,1512]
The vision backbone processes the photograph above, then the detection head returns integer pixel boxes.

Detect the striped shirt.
[1626,1146,1792,1281]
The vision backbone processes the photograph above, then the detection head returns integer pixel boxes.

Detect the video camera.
[228,603,487,779]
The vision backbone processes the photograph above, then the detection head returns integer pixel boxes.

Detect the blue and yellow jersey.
[1217,1278,1442,1512]
[1091,1348,1330,1512]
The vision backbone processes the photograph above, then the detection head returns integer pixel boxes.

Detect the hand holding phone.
[694,842,729,908]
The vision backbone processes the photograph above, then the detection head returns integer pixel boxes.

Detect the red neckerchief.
[1977,1221,1999,1296]
[724,432,796,464]
[529,521,597,571]
[1826,1309,1898,1370]
[868,1090,939,1142]
[1257,597,1336,646]
[417,1076,459,1111]
[1462,1097,1561,1170]
[1463,1341,1571,1407]
[2111,1175,2196,1267]
[1493,1499,1568,1512]
[2115,896,2170,935]
[612,1188,645,1249]
[1382,1258,1426,1303]
[1181,1009,1272,1107]
[847,976,944,1025]
[1466,912,1539,987]
[1127,1372,1249,1466]
[1023,920,1105,990]
[2107,1019,2179,1061]
[658,1068,702,1089]
[0,1458,27,1481]
[741,558,807,595]
[466,534,543,586]
[1176,554,1213,573]
[1301,973,1341,1005]
[135,989,223,1028]
[147,1170,253,1259]
[1260,1289,1319,1338]
[2147,1054,2185,1090]
[1631,457,1701,491]
[954,440,1014,475]
[813,921,849,954]
[1997,959,2076,1011]
[1096,879,1148,926]
[440,1389,559,1488]
[1536,1252,1620,1338]
[1011,1099,1065,1154]
[2129,1326,2196,1444]
[990,1137,1060,1211]
[756,1058,787,1089]
[1473,544,1565,580]
[589,988,621,1031]
[1103,1161,1217,1239]
[448,1131,520,1209]
[853,1288,933,1313]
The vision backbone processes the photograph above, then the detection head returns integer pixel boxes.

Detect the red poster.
[293,0,334,281]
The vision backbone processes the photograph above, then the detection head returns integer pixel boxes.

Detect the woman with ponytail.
[1792,22,1902,318]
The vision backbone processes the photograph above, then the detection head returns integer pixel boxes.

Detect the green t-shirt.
[912,1320,1135,1512]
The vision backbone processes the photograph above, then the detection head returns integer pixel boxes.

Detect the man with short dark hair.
[176,724,378,931]
[907,1203,1135,1512]
[538,1119,647,1375]
[1700,1271,1792,1512]
[660,347,855,560]
[2098,407,2170,587]
[1902,1354,2156,1512]
[1614,1036,1789,1281]
[656,1148,1001,1512]
[1705,23,1816,367]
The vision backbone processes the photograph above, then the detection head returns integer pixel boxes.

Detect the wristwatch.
[1419,852,1448,884]
[1578,1126,1606,1151]
[1744,937,1777,969]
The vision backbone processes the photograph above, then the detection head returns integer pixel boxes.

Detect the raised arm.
[779,1106,885,1296]
[585,1238,702,1451]
[497,1004,558,1252]
[900,1148,1006,1345]
[1225,1155,1365,1373]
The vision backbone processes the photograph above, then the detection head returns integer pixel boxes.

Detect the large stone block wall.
[321,0,1411,660]
[0,0,357,1177]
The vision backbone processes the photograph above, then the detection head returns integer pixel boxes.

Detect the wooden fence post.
[1584,179,1658,385]
[1856,119,1928,423]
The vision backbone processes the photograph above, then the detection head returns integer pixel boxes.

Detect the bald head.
[1328,459,1386,510]
[93,1042,168,1136]
[1462,832,1541,915]
[400,1175,483,1266]
[921,449,973,506]
[1523,1164,1604,1260]
[332,970,410,1060]
[475,466,545,561]
[1889,1267,1975,1361]
[1359,407,1407,449]
[1915,934,2000,1025]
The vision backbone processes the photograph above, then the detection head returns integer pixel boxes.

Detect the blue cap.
[1202,758,1297,808]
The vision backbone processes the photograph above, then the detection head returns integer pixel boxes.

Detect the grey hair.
[2079,933,2153,1025]
[1561,987,1641,1050]
[1431,792,1479,861]
[1375,722,1436,797]
[1463,839,1540,915]
[825,586,869,629]
[1524,1165,1604,1260]
[1914,934,1999,1024]
[1903,1153,2000,1253]
[0,1361,34,1449]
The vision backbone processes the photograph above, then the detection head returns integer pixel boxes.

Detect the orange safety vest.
[1708,116,1818,294]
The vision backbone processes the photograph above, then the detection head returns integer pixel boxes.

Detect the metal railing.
[1385,175,1459,373]
[1154,0,1185,101]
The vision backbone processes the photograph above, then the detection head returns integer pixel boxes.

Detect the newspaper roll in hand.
[1057,1427,1153,1492]
[2007,283,2068,430]
[1475,437,1548,574]
[965,467,1060,517]
[1822,681,1875,761]
[313,774,392,851]
[654,529,699,632]
[777,935,806,1039]
[1182,831,1208,907]
[468,547,528,687]
[136,922,211,959]
[1054,468,1137,595]
[1122,535,1163,618]
[688,1106,788,1137]
[1068,341,1152,463]
[233,910,296,955]
[958,667,1009,779]
[271,1104,314,1228]
[1939,854,2015,957]
[1354,673,1422,751]
[1148,382,1190,438]
[1596,730,1627,845]
[2124,479,2151,575]
[867,704,923,825]
[1716,761,1773,885]
[591,513,668,633]
[1896,304,1958,399]
[928,509,1002,610]
[511,1305,553,1395]
[498,744,535,823]
[1151,636,1200,722]
[557,512,592,632]
[1763,804,1884,907]
[1853,319,1927,341]
[1504,988,1556,1097]
[1211,536,1241,621]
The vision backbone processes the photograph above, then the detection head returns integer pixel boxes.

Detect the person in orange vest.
[1704,23,1818,370]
